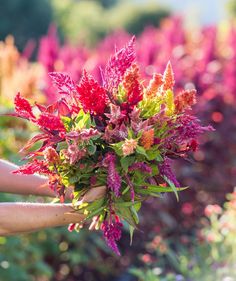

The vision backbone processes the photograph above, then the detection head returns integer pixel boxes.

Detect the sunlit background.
[1,1,236,280]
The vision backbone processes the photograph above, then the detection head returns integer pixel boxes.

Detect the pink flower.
[101,220,123,255]
[122,139,137,156]
[105,153,121,197]
[103,36,136,93]
[14,93,35,120]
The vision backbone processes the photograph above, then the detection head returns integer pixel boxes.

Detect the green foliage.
[227,0,236,17]
[108,2,169,35]
[51,0,169,46]
[0,0,53,51]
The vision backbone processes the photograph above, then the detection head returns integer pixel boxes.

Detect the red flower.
[37,112,65,132]
[76,70,107,115]
[13,159,51,175]
[49,72,76,96]
[14,93,35,120]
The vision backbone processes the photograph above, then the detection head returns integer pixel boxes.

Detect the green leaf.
[130,206,139,224]
[110,141,124,156]
[61,116,73,132]
[145,146,161,161]
[114,200,141,207]
[87,144,96,155]
[136,145,147,156]
[116,206,137,228]
[136,185,188,196]
[120,156,135,172]
[57,141,68,151]
[164,176,183,201]
[129,225,135,246]
[75,109,91,129]
[122,185,130,195]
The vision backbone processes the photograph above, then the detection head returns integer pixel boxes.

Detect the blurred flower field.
[1,9,236,281]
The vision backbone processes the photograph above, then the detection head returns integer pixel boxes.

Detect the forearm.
[0,202,84,236]
[0,159,55,197]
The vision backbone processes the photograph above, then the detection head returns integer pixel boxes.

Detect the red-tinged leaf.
[13,159,51,175]
[49,72,76,95]
[14,93,35,120]
[103,36,136,93]
[19,133,49,153]
[37,112,65,132]
[76,70,107,115]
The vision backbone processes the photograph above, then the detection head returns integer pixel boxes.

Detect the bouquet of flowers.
[12,37,212,255]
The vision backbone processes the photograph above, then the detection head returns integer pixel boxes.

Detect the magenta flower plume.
[128,162,152,174]
[103,36,136,93]
[158,158,180,187]
[76,70,107,115]
[105,153,121,197]
[49,72,76,96]
[101,220,123,256]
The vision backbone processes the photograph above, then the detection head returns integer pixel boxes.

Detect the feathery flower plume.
[145,73,163,98]
[103,36,136,93]
[162,61,175,91]
[76,70,107,115]
[14,93,36,120]
[140,129,155,150]
[122,139,138,156]
[174,89,197,113]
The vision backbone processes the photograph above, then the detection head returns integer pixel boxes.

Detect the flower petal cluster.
[11,37,213,255]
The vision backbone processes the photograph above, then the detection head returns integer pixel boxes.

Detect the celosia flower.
[76,70,107,115]
[14,92,36,120]
[43,147,60,164]
[176,115,214,144]
[101,220,123,255]
[145,73,163,98]
[174,89,197,113]
[65,144,86,165]
[105,153,121,197]
[121,63,142,109]
[122,139,138,156]
[49,72,76,96]
[103,36,135,93]
[37,112,65,132]
[162,61,175,92]
[128,162,152,174]
[158,158,180,187]
[140,129,155,150]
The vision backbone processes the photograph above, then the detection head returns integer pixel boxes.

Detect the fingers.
[82,185,106,203]
[89,216,99,231]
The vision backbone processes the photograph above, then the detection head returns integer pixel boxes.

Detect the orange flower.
[174,89,197,113]
[44,147,60,164]
[162,61,175,91]
[140,129,154,150]
[122,139,137,156]
[145,73,163,98]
